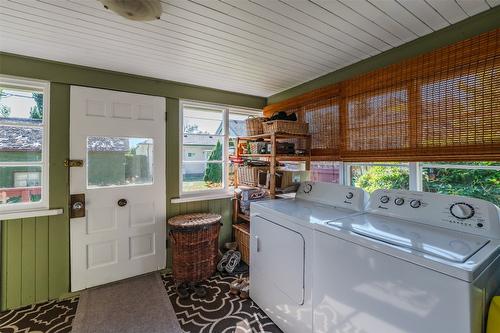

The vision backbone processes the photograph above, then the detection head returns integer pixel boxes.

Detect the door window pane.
[182,162,223,192]
[422,162,500,206]
[87,137,153,188]
[349,163,409,192]
[0,166,42,204]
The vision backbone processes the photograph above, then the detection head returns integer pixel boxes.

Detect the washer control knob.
[346,192,354,199]
[394,198,405,206]
[450,203,475,220]
[380,195,390,204]
[409,200,421,208]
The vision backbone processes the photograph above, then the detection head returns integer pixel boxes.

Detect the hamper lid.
[168,213,222,229]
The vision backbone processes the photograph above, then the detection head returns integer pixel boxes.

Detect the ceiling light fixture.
[98,0,162,21]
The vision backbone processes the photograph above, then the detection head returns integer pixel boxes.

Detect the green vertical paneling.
[35,216,49,303]
[5,219,22,309]
[21,218,36,305]
[47,83,70,300]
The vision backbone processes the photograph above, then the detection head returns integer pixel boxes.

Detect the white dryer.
[313,189,500,333]
[250,182,368,333]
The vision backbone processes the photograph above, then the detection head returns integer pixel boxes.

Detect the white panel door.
[70,86,166,292]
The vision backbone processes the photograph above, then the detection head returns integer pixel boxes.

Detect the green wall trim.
[268,6,500,104]
[0,53,266,109]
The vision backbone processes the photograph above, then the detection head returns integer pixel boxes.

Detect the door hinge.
[64,159,84,167]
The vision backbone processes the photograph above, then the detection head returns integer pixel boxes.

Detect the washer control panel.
[368,189,500,238]
[296,181,368,212]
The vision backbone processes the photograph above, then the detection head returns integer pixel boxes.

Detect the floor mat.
[161,272,282,333]
[0,297,78,333]
[72,272,182,333]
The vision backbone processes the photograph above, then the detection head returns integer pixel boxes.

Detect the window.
[180,101,260,195]
[87,136,153,188]
[337,161,499,206]
[345,162,410,193]
[310,161,341,184]
[0,76,49,211]
[421,162,499,206]
[14,171,41,188]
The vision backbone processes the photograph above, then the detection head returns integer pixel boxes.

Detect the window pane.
[87,137,153,188]
[0,125,42,161]
[182,135,224,162]
[0,87,43,123]
[228,112,249,137]
[0,166,42,205]
[350,163,409,192]
[183,106,223,135]
[182,162,223,192]
[423,165,500,206]
[311,161,341,183]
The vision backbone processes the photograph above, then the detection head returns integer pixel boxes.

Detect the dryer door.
[251,215,305,305]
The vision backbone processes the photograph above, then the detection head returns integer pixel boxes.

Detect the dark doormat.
[161,272,282,333]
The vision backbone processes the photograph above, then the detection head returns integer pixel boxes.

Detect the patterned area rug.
[162,272,282,333]
[0,273,281,333]
[0,297,78,333]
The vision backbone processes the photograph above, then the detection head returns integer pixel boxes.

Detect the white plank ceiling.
[0,0,497,97]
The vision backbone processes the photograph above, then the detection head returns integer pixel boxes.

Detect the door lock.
[70,193,86,218]
[117,198,128,207]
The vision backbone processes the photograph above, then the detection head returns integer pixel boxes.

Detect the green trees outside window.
[351,162,499,206]
[204,140,223,185]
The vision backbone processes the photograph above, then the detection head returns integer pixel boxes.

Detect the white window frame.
[178,100,261,200]
[0,75,50,213]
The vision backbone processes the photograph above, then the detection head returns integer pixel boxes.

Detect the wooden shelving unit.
[232,132,311,224]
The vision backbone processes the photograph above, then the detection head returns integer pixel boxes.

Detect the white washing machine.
[313,189,500,333]
[250,182,368,333]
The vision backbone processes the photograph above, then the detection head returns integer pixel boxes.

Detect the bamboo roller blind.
[263,28,500,162]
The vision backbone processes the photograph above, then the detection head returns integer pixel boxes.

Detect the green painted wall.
[268,7,500,104]
[0,54,265,310]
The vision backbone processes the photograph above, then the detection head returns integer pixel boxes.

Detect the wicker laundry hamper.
[168,213,221,285]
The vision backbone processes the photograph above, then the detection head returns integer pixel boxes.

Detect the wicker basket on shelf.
[168,213,221,284]
[245,117,265,136]
[233,223,250,264]
[238,165,269,186]
[262,120,308,135]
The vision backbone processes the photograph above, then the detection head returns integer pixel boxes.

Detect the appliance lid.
[253,198,360,226]
[338,214,490,263]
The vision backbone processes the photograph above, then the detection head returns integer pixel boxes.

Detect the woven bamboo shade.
[341,28,500,161]
[263,91,340,159]
[264,28,500,162]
